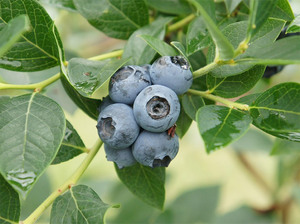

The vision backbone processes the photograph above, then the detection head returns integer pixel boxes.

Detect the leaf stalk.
[187,89,250,111]
[21,139,103,224]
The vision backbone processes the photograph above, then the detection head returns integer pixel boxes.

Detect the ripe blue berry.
[109,65,151,104]
[263,66,284,78]
[132,130,179,168]
[104,144,137,169]
[97,103,140,149]
[133,85,180,132]
[150,56,193,94]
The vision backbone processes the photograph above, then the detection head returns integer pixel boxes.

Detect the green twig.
[167,14,196,32]
[22,139,103,224]
[88,49,123,61]
[0,50,124,92]
[0,72,61,92]
[192,61,219,79]
[187,89,250,111]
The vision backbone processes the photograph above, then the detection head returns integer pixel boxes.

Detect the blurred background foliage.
[1,0,300,223]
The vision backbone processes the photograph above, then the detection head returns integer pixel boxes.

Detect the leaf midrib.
[105,0,140,29]
[70,188,89,223]
[250,106,300,115]
[22,93,36,167]
[0,215,17,224]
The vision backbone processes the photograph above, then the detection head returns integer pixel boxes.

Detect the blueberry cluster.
[96,56,193,169]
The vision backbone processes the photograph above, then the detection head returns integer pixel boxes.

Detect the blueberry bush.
[0,0,300,223]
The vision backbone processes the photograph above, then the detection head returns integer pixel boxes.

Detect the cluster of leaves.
[0,0,300,223]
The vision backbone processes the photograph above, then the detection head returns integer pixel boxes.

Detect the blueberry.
[132,130,179,168]
[109,65,151,104]
[133,85,180,132]
[104,144,137,169]
[150,56,193,95]
[97,103,140,149]
[263,65,284,78]
[277,26,300,40]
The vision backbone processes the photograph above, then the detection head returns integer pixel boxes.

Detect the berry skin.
[109,65,151,104]
[104,144,137,169]
[263,66,284,78]
[133,85,180,132]
[150,56,193,95]
[97,103,140,149]
[132,130,179,168]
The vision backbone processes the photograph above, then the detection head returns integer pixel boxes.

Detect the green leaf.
[246,0,278,39]
[73,0,149,40]
[38,0,76,11]
[208,18,285,77]
[224,0,242,14]
[139,35,177,56]
[196,105,252,152]
[271,139,300,155]
[170,41,192,70]
[190,0,234,60]
[115,163,165,210]
[156,186,220,223]
[146,0,192,15]
[186,16,210,55]
[0,93,66,197]
[214,206,274,224]
[123,17,173,65]
[207,65,266,98]
[0,0,65,71]
[188,50,207,71]
[250,82,300,142]
[186,16,240,56]
[61,75,101,120]
[176,102,192,138]
[182,94,206,121]
[50,185,111,224]
[270,0,294,22]
[0,15,30,57]
[287,15,300,33]
[52,120,85,165]
[66,57,129,98]
[0,174,20,224]
[241,36,300,65]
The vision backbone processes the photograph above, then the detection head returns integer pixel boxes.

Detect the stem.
[281,197,293,224]
[192,62,219,79]
[0,72,61,91]
[235,152,273,194]
[167,14,196,32]
[22,139,103,224]
[0,50,124,92]
[187,89,250,111]
[88,49,123,61]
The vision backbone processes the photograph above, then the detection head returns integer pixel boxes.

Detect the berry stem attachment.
[22,139,103,224]
[187,89,250,111]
